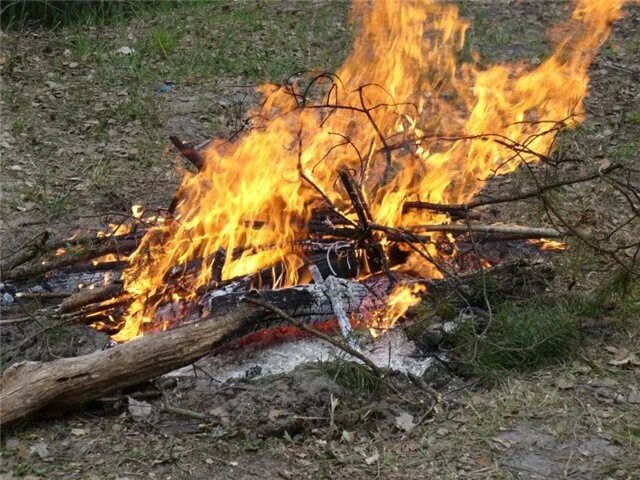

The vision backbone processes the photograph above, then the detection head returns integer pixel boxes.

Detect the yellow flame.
[114,0,625,341]
[370,283,426,337]
[529,238,568,251]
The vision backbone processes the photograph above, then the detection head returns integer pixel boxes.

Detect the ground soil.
[1,1,638,479]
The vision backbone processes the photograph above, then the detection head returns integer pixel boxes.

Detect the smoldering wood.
[0,231,146,276]
[0,278,369,426]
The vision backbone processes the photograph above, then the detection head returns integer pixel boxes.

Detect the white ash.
[168,328,435,383]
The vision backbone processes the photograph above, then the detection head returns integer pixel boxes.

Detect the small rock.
[364,451,379,465]
[128,397,152,419]
[115,46,135,55]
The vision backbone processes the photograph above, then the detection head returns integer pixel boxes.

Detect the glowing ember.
[113,0,625,341]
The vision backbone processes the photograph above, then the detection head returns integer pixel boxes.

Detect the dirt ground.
[1,1,639,479]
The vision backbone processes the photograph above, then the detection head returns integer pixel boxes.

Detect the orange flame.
[369,283,427,337]
[529,238,568,251]
[114,0,625,341]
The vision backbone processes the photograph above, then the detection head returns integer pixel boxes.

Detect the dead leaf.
[341,430,355,443]
[29,442,50,460]
[608,347,640,368]
[491,437,512,449]
[268,409,286,422]
[604,345,619,354]
[395,411,416,432]
[208,406,231,425]
[556,377,576,390]
[627,392,640,404]
[364,451,380,465]
[5,437,20,451]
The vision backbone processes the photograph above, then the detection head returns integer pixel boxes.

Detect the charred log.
[0,278,368,426]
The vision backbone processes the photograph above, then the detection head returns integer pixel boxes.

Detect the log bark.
[59,283,124,314]
[0,278,368,426]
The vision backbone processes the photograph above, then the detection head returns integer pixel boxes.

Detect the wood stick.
[59,283,124,314]
[1,239,139,283]
[14,291,72,300]
[169,136,206,171]
[403,164,621,214]
[406,224,563,238]
[338,168,394,280]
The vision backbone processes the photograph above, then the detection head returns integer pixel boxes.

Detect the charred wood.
[0,278,369,426]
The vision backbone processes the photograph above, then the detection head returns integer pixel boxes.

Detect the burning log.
[0,278,369,426]
[0,259,554,426]
[59,283,124,314]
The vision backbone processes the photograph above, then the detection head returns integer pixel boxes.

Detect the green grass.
[0,0,180,30]
[452,271,639,380]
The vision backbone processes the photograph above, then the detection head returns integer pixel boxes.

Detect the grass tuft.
[453,272,639,380]
[315,359,387,398]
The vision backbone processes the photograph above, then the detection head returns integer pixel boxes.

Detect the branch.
[403,164,622,214]
[169,136,207,171]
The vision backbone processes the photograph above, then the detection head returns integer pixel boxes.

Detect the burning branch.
[169,135,207,171]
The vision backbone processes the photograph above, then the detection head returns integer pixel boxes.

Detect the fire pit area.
[1,5,638,472]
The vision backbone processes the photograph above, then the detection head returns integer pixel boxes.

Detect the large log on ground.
[0,260,553,426]
[0,279,368,427]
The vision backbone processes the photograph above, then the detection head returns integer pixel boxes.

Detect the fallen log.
[0,278,369,426]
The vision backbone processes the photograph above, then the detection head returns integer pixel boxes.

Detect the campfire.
[0,0,632,426]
